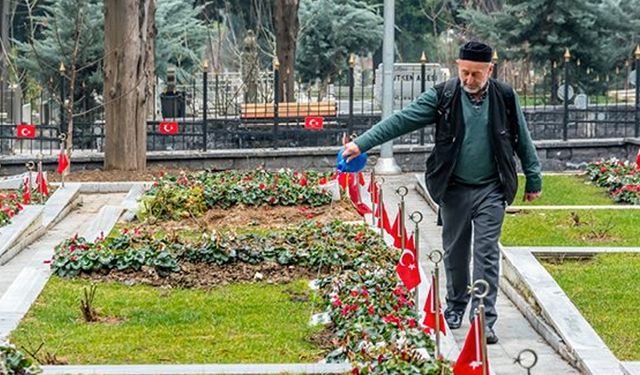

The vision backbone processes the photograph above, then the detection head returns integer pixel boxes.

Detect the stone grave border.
[4,182,356,375]
[0,183,81,266]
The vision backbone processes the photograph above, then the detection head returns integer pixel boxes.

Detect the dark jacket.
[426,78,520,205]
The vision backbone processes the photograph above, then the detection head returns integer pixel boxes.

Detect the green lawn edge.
[543,253,640,360]
[10,277,326,364]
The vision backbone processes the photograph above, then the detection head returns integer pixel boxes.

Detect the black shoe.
[485,327,499,345]
[444,310,464,329]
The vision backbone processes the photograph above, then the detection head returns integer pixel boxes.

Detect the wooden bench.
[240,101,337,119]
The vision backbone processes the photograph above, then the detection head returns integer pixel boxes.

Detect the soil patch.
[145,198,361,231]
[81,261,325,289]
[308,325,336,351]
[48,167,193,182]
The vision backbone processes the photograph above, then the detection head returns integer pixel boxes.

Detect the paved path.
[0,193,126,304]
[379,174,580,375]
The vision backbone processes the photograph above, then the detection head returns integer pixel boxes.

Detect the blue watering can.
[336,146,368,173]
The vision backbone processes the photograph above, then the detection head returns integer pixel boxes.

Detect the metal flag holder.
[514,348,538,374]
[409,210,423,315]
[25,161,35,196]
[376,176,385,236]
[428,249,443,360]
[369,169,376,226]
[395,185,408,250]
[36,153,45,204]
[469,279,490,375]
[58,133,67,188]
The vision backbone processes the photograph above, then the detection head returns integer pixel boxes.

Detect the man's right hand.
[342,142,361,162]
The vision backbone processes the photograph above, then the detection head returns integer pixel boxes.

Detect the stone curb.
[42,183,82,228]
[0,206,44,266]
[81,205,125,242]
[73,182,145,194]
[40,363,352,374]
[502,248,622,374]
[120,184,150,222]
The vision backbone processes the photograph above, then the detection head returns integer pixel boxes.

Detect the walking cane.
[470,279,490,375]
[429,249,444,360]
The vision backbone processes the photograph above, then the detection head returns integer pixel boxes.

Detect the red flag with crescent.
[422,274,446,335]
[454,314,489,375]
[636,147,640,169]
[16,124,36,138]
[159,121,178,134]
[395,238,420,290]
[304,116,324,130]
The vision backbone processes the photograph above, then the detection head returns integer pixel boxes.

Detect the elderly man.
[342,41,542,344]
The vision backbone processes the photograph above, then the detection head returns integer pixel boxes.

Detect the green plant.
[139,169,334,221]
[0,192,25,227]
[0,343,41,375]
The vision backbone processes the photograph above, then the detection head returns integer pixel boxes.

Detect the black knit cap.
[459,41,493,62]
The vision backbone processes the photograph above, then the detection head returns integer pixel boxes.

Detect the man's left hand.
[523,191,542,202]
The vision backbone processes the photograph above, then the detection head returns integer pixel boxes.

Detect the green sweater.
[353,85,542,193]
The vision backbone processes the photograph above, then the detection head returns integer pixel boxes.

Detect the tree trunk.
[103,0,155,170]
[272,0,299,103]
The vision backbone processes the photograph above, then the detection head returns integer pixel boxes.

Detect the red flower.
[268,196,276,204]
[299,177,308,186]
[259,183,266,190]
[600,167,607,173]
[305,213,314,219]
[408,318,417,328]
[332,298,343,307]
[318,177,327,185]
[368,305,374,315]
[350,290,359,298]
[361,289,369,297]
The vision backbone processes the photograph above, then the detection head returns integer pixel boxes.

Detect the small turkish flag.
[636,148,640,169]
[35,161,49,197]
[304,116,324,130]
[395,239,421,290]
[422,275,447,336]
[22,176,31,205]
[57,150,70,175]
[454,314,490,375]
[159,121,178,134]
[16,124,36,138]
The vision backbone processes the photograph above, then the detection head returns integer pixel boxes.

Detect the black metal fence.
[1,48,639,156]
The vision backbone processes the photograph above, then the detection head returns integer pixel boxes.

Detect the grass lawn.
[543,253,640,360]
[502,209,640,247]
[514,174,613,206]
[10,277,325,364]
